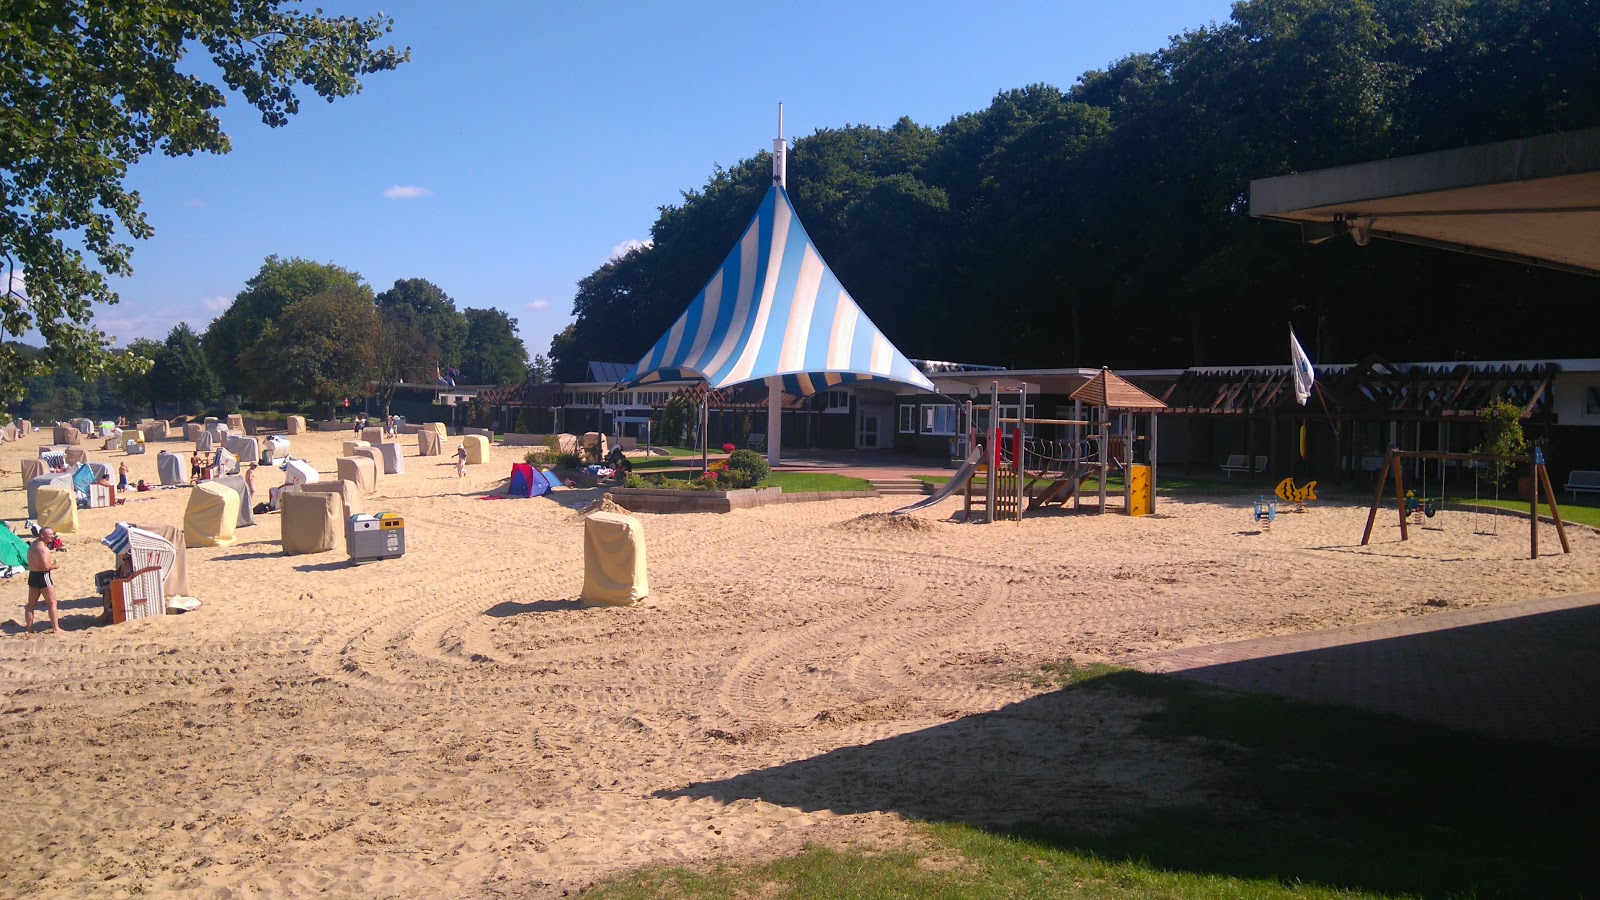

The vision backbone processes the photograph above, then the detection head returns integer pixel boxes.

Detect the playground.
[2,424,1597,896]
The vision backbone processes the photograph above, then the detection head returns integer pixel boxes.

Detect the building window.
[899,404,916,433]
[922,404,957,435]
[1588,386,1600,415]
[821,390,851,413]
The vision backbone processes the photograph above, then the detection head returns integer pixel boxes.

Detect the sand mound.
[837,512,940,533]
[575,494,630,517]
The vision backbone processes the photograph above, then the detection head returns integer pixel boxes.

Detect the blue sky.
[102,0,1236,361]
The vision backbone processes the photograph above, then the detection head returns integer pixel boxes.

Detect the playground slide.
[891,447,986,516]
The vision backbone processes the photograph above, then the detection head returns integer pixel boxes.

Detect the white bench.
[1565,469,1600,501]
[1221,455,1268,478]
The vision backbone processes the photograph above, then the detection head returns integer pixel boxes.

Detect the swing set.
[1360,447,1570,559]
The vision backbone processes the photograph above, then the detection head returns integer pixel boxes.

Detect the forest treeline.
[549,0,1598,382]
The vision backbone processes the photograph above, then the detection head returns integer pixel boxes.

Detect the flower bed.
[607,486,875,514]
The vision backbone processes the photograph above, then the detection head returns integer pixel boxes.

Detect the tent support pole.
[766,376,783,467]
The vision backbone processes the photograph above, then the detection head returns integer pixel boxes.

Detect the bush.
[623,473,648,489]
[554,451,584,469]
[1473,399,1527,483]
[542,434,562,454]
[523,449,547,466]
[722,448,770,489]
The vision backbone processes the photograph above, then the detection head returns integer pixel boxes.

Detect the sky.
[101,0,1237,362]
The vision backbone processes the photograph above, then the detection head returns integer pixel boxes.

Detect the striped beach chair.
[101,524,175,623]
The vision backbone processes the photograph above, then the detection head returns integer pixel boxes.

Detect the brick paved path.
[1129,592,1600,749]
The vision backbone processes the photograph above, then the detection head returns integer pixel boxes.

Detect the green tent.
[0,528,28,571]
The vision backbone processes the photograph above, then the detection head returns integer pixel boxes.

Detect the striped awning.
[625,186,935,396]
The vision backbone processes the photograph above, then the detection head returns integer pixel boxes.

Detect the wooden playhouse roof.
[1070,369,1168,410]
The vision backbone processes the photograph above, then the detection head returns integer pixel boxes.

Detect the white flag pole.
[766,103,787,466]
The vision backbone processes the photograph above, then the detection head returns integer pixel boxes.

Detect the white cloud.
[182,197,205,208]
[526,298,551,311]
[607,238,652,262]
[200,295,231,312]
[383,185,433,200]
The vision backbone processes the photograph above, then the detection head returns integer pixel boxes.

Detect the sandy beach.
[2,426,1595,897]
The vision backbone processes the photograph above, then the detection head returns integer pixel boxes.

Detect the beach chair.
[103,524,175,623]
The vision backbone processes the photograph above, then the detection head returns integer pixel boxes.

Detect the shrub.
[722,448,770,489]
[542,434,562,454]
[1473,399,1527,483]
[523,448,547,466]
[623,473,648,489]
[554,451,584,469]
[657,396,693,447]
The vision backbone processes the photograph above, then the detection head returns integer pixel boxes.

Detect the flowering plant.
[721,443,736,453]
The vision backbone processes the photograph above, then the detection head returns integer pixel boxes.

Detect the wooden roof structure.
[1070,368,1168,410]
[1158,358,1557,420]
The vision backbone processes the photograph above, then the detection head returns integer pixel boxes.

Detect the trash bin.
[347,512,405,564]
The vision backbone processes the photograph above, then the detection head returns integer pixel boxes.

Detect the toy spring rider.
[1252,495,1278,532]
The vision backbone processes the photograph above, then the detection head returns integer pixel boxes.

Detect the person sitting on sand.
[26,527,63,635]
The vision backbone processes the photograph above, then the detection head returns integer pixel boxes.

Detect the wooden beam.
[1535,463,1572,554]
[1362,449,1392,546]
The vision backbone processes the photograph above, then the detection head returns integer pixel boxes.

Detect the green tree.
[375,278,469,371]
[149,324,221,413]
[205,257,370,396]
[241,287,378,419]
[110,338,164,415]
[528,354,553,384]
[0,3,406,416]
[459,308,527,385]
[371,305,436,419]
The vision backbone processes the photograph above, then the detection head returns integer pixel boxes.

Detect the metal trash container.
[347,512,405,565]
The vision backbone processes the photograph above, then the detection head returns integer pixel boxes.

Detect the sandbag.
[184,481,238,547]
[291,479,363,515]
[157,451,186,486]
[286,415,306,435]
[417,430,442,456]
[336,455,378,495]
[377,442,404,475]
[207,475,256,528]
[34,485,78,534]
[581,512,649,606]
[362,426,386,445]
[463,434,489,465]
[281,490,343,555]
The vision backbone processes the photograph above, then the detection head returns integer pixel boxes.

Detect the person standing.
[117,461,130,491]
[455,443,468,478]
[26,528,63,635]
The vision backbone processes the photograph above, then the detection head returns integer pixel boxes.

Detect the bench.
[745,432,766,451]
[1220,455,1268,479]
[1565,469,1600,501]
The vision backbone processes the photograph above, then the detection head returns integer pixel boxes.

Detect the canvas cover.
[336,455,378,494]
[0,527,28,570]
[103,525,174,623]
[291,480,364,515]
[18,420,31,435]
[40,449,67,470]
[362,426,386,445]
[581,512,649,606]
[463,434,489,464]
[213,447,239,476]
[226,435,260,462]
[282,458,319,485]
[425,422,449,439]
[281,490,343,555]
[139,523,191,600]
[88,461,111,481]
[28,473,74,518]
[206,422,227,440]
[377,442,405,475]
[342,439,370,457]
[35,485,78,533]
[20,458,44,486]
[142,422,169,441]
[157,451,186,485]
[184,481,238,547]
[195,430,214,452]
[266,435,290,451]
[227,414,244,431]
[64,447,88,467]
[125,436,146,454]
[353,446,384,481]
[417,430,442,456]
[73,418,95,434]
[207,475,256,528]
[181,423,200,442]
[286,415,306,434]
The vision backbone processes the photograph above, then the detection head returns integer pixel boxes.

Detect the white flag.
[1290,328,1314,406]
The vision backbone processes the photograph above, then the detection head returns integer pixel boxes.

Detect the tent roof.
[1250,128,1600,276]
[625,186,935,396]
[1070,369,1167,410]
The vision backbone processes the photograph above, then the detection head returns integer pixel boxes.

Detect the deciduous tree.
[240,287,378,419]
[459,308,527,385]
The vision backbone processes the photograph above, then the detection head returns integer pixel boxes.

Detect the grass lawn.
[1461,498,1600,529]
[762,472,873,493]
[909,474,1255,493]
[631,457,713,471]
[585,662,1595,899]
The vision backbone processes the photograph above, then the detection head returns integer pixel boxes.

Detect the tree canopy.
[241,286,379,416]
[375,278,469,369]
[550,0,1597,375]
[460,308,528,385]
[0,1,407,413]
[204,256,371,397]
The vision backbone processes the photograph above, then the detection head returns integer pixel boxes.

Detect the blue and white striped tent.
[624,186,935,396]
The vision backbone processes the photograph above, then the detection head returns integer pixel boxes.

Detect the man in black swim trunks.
[26,527,63,635]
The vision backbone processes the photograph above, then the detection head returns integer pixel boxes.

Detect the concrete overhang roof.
[1250,128,1600,276]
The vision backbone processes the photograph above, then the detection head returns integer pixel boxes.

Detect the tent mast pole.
[766,102,787,468]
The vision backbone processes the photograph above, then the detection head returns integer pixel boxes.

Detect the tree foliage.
[205,256,370,396]
[148,323,220,412]
[375,278,468,369]
[240,287,378,416]
[0,1,407,415]
[371,305,436,417]
[459,308,527,385]
[550,0,1597,376]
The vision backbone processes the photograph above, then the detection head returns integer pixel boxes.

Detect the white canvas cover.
[462,434,489,464]
[581,512,649,606]
[195,430,214,452]
[377,442,405,475]
[266,435,290,452]
[157,451,186,485]
[72,418,94,434]
[282,458,319,485]
[226,435,260,462]
[184,481,238,547]
[207,475,256,528]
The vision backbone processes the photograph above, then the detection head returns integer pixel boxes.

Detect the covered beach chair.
[417,429,442,456]
[157,451,186,486]
[227,414,244,431]
[28,472,75,518]
[266,434,290,454]
[286,415,306,435]
[376,442,405,475]
[282,458,319,485]
[226,435,259,463]
[281,490,344,555]
[73,418,95,435]
[195,430,214,452]
[213,447,239,476]
[184,481,238,547]
[102,524,175,623]
[342,439,370,457]
[184,423,203,442]
[581,512,649,606]
[142,421,169,441]
[291,479,364,515]
[425,422,449,440]
[362,426,386,445]
[125,433,147,454]
[207,475,256,528]
[353,446,384,480]
[20,457,44,487]
[64,447,89,468]
[462,433,489,465]
[336,455,378,495]
[35,485,79,534]
[139,523,191,602]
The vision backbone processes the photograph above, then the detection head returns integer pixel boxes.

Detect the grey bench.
[1221,454,1268,478]
[1564,469,1600,501]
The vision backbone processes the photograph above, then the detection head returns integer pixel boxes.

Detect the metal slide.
[890,446,987,516]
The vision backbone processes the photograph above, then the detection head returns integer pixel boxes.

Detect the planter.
[607,486,877,513]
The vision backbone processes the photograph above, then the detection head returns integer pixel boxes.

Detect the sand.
[1,426,1596,897]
